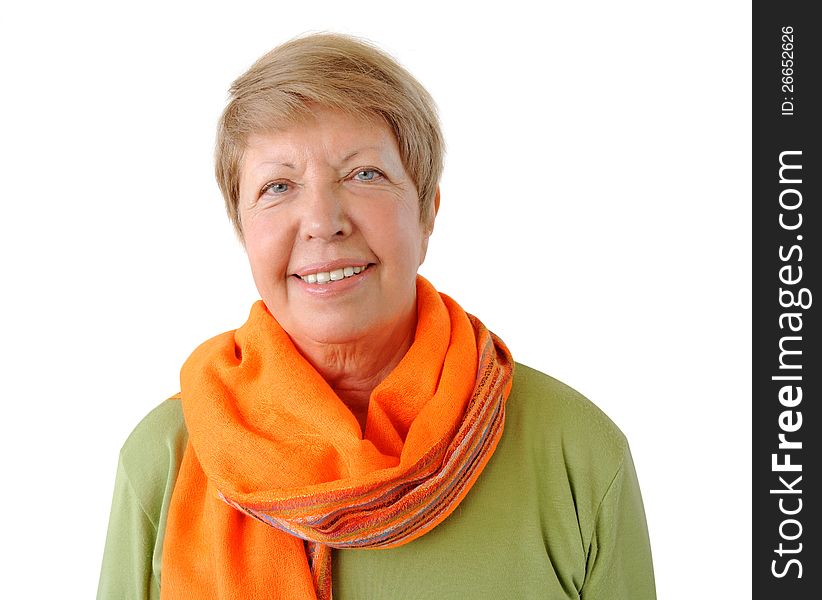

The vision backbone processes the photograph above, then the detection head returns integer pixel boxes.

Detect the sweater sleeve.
[580,444,656,599]
[97,457,161,600]
[97,398,187,600]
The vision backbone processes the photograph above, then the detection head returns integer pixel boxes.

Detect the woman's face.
[238,107,433,347]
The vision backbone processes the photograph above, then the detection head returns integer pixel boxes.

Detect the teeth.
[299,265,368,284]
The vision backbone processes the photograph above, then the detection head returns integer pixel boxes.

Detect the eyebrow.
[342,146,384,161]
[253,161,296,173]
[250,146,385,177]
[339,148,365,164]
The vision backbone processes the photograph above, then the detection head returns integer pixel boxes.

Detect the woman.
[98,33,655,599]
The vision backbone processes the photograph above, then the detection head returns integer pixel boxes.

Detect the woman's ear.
[425,186,440,234]
[419,187,440,265]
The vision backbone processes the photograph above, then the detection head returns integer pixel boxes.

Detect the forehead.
[242,107,399,166]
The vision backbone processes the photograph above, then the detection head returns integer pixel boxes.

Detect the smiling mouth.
[295,264,372,284]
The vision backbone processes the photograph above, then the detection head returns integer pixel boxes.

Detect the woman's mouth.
[296,264,372,284]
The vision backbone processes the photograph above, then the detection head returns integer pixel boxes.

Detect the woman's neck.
[290,309,417,433]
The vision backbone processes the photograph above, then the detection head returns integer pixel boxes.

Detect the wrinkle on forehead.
[241,108,406,181]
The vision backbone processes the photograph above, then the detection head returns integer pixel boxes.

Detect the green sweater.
[97,364,656,599]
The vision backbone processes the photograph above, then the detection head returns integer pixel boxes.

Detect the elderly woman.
[98,33,655,599]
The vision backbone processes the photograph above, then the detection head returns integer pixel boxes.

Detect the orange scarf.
[161,277,513,599]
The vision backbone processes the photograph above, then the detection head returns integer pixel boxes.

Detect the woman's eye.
[262,181,289,195]
[354,169,381,182]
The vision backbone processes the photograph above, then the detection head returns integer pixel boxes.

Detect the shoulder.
[468,362,643,588]
[118,396,188,527]
[509,363,628,447]
[505,362,630,493]
[120,395,187,468]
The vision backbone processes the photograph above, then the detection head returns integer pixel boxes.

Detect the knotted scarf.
[161,276,513,599]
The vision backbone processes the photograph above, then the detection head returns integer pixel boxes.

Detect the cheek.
[244,222,291,286]
[358,203,425,268]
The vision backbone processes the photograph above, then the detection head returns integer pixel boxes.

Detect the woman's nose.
[300,185,353,242]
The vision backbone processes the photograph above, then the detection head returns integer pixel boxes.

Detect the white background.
[0,1,751,597]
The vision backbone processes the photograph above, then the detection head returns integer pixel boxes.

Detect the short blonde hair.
[215,33,444,241]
